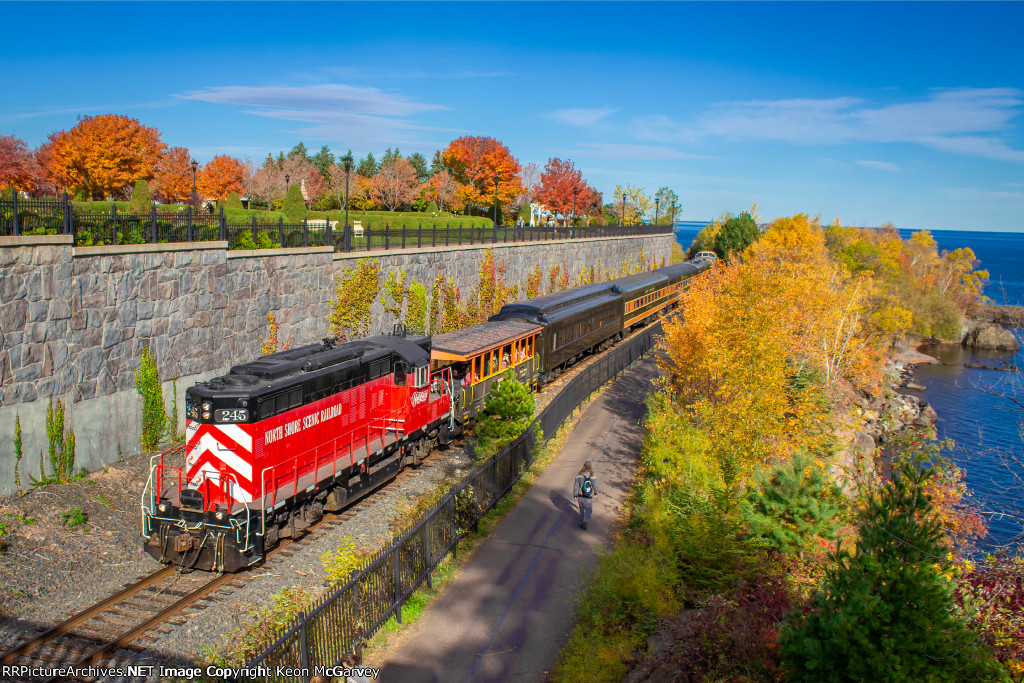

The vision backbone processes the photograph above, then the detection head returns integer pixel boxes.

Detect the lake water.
[674,226,1024,550]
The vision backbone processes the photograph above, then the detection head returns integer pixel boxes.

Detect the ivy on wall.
[329,258,381,340]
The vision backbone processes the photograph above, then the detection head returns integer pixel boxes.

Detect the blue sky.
[2,1,1022,231]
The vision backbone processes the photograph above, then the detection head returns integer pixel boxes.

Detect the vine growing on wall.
[428,275,444,335]
[407,281,428,334]
[260,312,292,355]
[136,345,166,452]
[382,271,407,321]
[548,265,561,293]
[526,264,543,298]
[32,398,78,486]
[473,249,518,324]
[329,258,381,340]
[14,413,23,493]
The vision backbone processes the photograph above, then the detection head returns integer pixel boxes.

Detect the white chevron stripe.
[216,424,252,453]
[187,462,254,503]
[193,432,254,482]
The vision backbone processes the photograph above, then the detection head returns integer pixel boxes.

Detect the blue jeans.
[578,496,593,524]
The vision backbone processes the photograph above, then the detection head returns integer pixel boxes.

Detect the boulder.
[905,381,926,391]
[962,320,1020,352]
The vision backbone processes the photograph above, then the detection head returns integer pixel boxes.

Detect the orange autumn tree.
[441,136,522,216]
[152,146,194,204]
[660,214,910,473]
[198,154,246,201]
[48,114,165,199]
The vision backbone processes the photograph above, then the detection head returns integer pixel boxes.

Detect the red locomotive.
[142,327,453,571]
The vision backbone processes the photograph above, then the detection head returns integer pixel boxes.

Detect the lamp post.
[572,185,578,229]
[341,154,353,251]
[655,197,660,226]
[190,160,198,210]
[620,191,625,226]
[493,174,500,229]
[285,174,290,193]
[671,199,676,227]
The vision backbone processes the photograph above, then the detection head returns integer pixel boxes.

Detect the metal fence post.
[394,549,403,624]
[63,192,71,236]
[278,216,284,247]
[151,204,157,243]
[431,223,436,248]
[298,613,311,683]
[187,205,193,242]
[402,223,406,249]
[111,203,118,245]
[385,222,390,250]
[423,522,432,589]
[470,223,474,245]
[303,217,309,247]
[251,215,257,247]
[327,217,333,248]
[492,221,497,244]
[220,206,227,241]
[417,224,422,249]
[11,190,19,236]
[445,223,449,247]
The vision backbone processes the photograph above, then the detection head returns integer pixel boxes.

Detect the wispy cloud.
[944,187,1024,201]
[175,83,450,148]
[177,84,446,116]
[547,107,617,127]
[633,88,1024,163]
[564,142,709,161]
[855,160,900,172]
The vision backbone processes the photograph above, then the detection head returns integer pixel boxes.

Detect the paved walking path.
[376,357,659,683]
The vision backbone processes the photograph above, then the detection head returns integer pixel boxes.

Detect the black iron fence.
[236,324,661,682]
[0,195,671,251]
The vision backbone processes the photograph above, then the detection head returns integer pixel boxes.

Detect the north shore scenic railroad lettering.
[263,399,349,445]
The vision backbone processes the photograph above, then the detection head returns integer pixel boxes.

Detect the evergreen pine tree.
[474,371,534,455]
[408,152,429,181]
[429,150,444,176]
[741,450,840,556]
[288,141,310,161]
[311,145,335,179]
[357,152,377,178]
[779,463,1006,682]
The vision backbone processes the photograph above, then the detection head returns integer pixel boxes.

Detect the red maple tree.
[370,156,418,211]
[0,135,39,194]
[534,157,596,222]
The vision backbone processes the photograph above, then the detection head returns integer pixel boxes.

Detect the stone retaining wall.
[0,234,671,495]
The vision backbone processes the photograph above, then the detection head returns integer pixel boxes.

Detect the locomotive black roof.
[489,282,621,324]
[432,320,542,359]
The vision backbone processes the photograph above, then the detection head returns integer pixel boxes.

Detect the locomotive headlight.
[215,511,225,521]
[158,502,169,513]
[202,402,212,412]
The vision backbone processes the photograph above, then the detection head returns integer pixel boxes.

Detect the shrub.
[425,201,439,214]
[220,191,244,211]
[321,536,367,585]
[129,179,152,213]
[282,183,306,222]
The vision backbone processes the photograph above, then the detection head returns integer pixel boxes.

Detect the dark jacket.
[573,472,598,498]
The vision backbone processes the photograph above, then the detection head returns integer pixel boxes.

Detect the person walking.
[572,461,598,530]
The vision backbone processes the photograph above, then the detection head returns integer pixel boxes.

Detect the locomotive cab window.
[414,364,429,388]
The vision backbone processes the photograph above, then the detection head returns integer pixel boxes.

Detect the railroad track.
[0,448,441,683]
